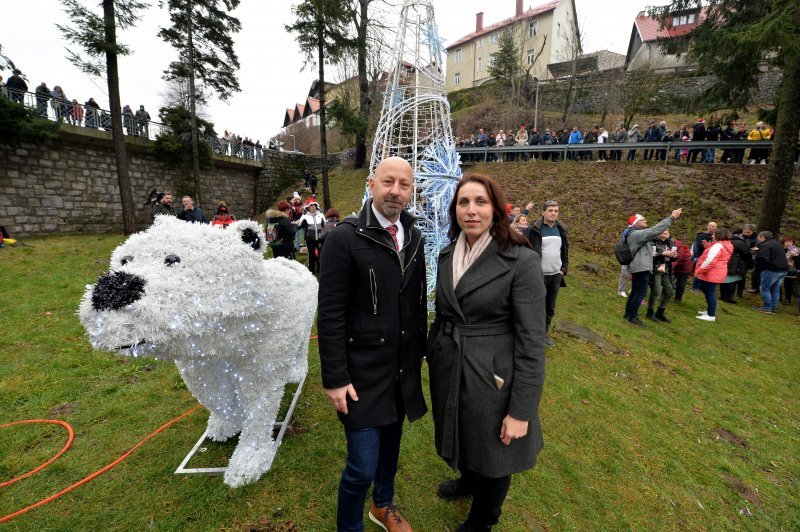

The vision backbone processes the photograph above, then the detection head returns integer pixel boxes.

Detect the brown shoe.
[368,502,413,531]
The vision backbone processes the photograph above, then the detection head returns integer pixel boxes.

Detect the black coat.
[269,211,296,258]
[318,200,427,429]
[176,207,207,223]
[755,238,789,272]
[523,219,569,286]
[428,240,546,477]
[728,236,752,277]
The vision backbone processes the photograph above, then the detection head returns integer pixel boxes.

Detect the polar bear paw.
[206,413,242,442]
[223,443,278,488]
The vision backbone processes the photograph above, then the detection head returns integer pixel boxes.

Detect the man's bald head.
[369,157,414,222]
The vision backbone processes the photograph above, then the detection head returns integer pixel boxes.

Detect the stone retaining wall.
[0,125,347,236]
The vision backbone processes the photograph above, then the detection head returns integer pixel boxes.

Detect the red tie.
[386,224,399,251]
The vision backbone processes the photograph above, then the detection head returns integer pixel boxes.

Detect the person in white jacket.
[297,201,325,274]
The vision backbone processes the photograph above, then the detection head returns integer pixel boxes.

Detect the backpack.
[614,229,638,265]
[318,220,337,243]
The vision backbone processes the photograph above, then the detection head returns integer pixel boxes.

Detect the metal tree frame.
[366,0,462,308]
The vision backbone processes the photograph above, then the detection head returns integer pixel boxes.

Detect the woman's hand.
[499,415,528,446]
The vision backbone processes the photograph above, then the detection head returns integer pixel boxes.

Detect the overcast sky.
[2,0,665,142]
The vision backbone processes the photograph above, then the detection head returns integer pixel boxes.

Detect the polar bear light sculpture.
[79,216,318,487]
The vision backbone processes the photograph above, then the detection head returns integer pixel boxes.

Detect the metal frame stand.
[174,376,306,476]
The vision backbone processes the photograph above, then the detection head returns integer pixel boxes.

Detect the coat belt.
[438,318,512,464]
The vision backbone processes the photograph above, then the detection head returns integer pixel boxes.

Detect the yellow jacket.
[748,128,771,141]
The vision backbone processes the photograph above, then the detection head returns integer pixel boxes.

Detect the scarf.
[452,227,494,289]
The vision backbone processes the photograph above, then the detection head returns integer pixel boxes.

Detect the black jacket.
[523,218,569,285]
[728,235,753,277]
[755,238,789,272]
[176,207,207,223]
[692,122,706,142]
[651,236,675,273]
[318,199,427,429]
[268,210,296,258]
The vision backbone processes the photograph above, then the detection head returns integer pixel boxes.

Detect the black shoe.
[457,522,490,532]
[646,313,659,322]
[673,298,682,304]
[545,336,555,347]
[654,313,671,323]
[628,317,646,327]
[438,478,474,500]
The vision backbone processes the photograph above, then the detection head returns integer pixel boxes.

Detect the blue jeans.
[697,279,718,317]
[337,421,403,531]
[625,271,650,319]
[760,270,787,311]
[705,148,716,163]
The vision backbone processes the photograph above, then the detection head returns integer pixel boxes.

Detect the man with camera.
[146,189,176,224]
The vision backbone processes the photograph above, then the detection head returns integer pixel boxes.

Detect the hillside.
[311,162,799,250]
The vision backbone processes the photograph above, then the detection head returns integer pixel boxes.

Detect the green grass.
[1,169,799,530]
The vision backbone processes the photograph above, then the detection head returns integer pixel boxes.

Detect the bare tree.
[556,11,585,126]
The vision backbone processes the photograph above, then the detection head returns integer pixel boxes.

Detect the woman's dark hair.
[447,174,531,250]
[715,227,732,241]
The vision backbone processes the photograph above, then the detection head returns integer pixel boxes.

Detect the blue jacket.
[568,131,583,144]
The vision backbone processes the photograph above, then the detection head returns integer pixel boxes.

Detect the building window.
[687,13,695,23]
[680,15,687,24]
[527,49,536,66]
[529,20,538,38]
[455,47,462,63]
[489,33,498,44]
[672,16,679,26]
[454,72,461,86]
[477,37,483,48]
[489,54,496,67]
[477,57,483,71]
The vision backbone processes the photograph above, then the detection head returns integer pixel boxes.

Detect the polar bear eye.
[165,254,181,267]
[121,255,133,266]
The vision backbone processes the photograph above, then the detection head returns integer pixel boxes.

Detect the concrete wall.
[0,125,347,237]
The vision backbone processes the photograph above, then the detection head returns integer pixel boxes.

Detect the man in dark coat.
[176,195,208,223]
[148,192,176,224]
[318,156,427,531]
[753,231,789,313]
[524,200,569,346]
[689,118,706,162]
[5,69,27,103]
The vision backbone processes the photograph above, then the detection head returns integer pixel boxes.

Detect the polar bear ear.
[231,220,266,254]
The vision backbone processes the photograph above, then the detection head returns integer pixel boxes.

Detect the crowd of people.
[618,215,799,325]
[2,68,268,161]
[456,119,779,165]
[146,190,236,228]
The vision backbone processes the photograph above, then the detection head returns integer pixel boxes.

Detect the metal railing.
[2,87,266,162]
[455,140,797,166]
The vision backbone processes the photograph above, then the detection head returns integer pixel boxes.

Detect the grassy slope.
[1,165,798,530]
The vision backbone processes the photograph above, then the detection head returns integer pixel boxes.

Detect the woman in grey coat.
[428,174,547,531]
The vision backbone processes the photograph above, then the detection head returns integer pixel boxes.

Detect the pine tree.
[159,0,242,206]
[651,0,800,233]
[57,0,147,235]
[287,0,355,212]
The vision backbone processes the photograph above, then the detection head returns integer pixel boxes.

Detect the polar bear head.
[79,216,273,360]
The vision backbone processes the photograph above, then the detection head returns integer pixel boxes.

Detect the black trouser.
[543,273,562,331]
[673,272,690,302]
[783,276,796,303]
[627,149,637,161]
[720,282,737,302]
[306,239,319,273]
[460,468,511,529]
[751,269,761,291]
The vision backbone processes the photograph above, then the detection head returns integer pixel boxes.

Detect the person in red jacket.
[672,238,694,303]
[695,228,734,322]
[211,202,236,229]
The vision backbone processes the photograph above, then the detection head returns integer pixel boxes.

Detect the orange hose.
[0,420,74,488]
[0,404,201,524]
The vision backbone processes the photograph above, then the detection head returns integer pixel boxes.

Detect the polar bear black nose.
[92,271,147,311]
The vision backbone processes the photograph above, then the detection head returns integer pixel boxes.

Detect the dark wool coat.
[318,200,427,429]
[427,239,546,477]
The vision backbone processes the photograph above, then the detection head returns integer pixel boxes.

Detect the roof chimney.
[476,12,484,32]
[516,0,523,16]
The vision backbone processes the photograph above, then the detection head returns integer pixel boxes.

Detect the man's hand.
[671,208,683,219]
[560,269,566,276]
[324,384,358,415]
[525,201,534,211]
[499,415,528,446]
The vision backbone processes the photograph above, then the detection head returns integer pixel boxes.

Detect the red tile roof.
[446,0,560,50]
[635,7,708,43]
[305,97,320,114]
